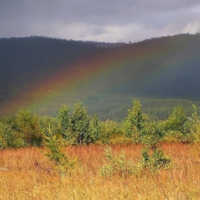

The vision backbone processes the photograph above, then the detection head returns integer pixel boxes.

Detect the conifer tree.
[89,114,101,142]
[71,103,90,144]
[58,105,71,139]
[123,99,147,143]
[165,105,187,133]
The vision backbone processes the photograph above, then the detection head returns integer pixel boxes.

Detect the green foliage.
[44,126,76,174]
[123,99,148,143]
[141,121,165,146]
[40,116,59,137]
[100,147,141,177]
[89,114,101,143]
[162,131,185,143]
[48,104,102,145]
[0,121,6,148]
[57,105,71,139]
[98,120,121,144]
[15,109,44,146]
[165,105,188,134]
[191,105,200,126]
[141,146,172,172]
[162,104,200,143]
[139,119,172,172]
[0,118,25,149]
[71,103,90,144]
[2,100,200,149]
[186,104,200,142]
[100,145,172,177]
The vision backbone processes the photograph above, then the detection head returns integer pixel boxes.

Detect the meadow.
[1,34,200,200]
[1,100,200,199]
[1,144,200,200]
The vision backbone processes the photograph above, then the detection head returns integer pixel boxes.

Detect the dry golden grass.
[0,144,200,200]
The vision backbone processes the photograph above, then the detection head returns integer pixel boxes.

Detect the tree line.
[1,99,200,149]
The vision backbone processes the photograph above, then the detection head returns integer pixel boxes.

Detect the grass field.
[0,144,200,200]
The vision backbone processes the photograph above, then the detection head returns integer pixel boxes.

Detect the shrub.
[165,105,188,134]
[100,147,141,177]
[141,146,172,173]
[44,126,76,175]
[162,131,185,143]
[15,109,44,146]
[187,104,200,143]
[138,121,172,173]
[0,119,25,149]
[141,121,165,147]
[162,105,200,143]
[40,116,59,137]
[98,120,119,144]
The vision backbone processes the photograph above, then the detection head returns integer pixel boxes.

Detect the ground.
[0,144,200,200]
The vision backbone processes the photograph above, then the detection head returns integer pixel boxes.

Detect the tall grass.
[0,144,200,199]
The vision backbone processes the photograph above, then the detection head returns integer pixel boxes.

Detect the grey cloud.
[0,0,200,42]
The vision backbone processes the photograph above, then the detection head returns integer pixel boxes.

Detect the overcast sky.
[0,0,200,42]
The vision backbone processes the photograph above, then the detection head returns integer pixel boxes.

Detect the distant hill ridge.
[0,34,200,118]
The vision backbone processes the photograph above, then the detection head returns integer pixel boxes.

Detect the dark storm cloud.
[0,0,200,42]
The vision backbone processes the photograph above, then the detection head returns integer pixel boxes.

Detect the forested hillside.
[0,36,101,102]
[0,34,200,120]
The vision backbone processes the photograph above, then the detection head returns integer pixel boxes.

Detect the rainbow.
[0,35,199,117]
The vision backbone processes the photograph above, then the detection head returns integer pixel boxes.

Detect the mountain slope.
[0,34,200,119]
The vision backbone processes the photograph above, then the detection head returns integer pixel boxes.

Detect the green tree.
[40,116,59,137]
[43,125,76,175]
[0,118,25,149]
[165,105,187,133]
[71,103,90,144]
[123,99,148,143]
[16,109,43,146]
[89,114,101,143]
[140,122,171,172]
[184,104,200,142]
[57,105,71,139]
[142,121,165,147]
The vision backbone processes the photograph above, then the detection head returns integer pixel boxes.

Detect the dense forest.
[0,34,200,120]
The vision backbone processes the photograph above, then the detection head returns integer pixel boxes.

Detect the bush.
[141,146,172,172]
[0,119,25,149]
[44,126,76,175]
[100,147,141,177]
[162,131,185,143]
[15,109,44,146]
[141,121,165,146]
[165,105,188,134]
[40,116,59,137]
[187,104,200,143]
[99,120,121,144]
